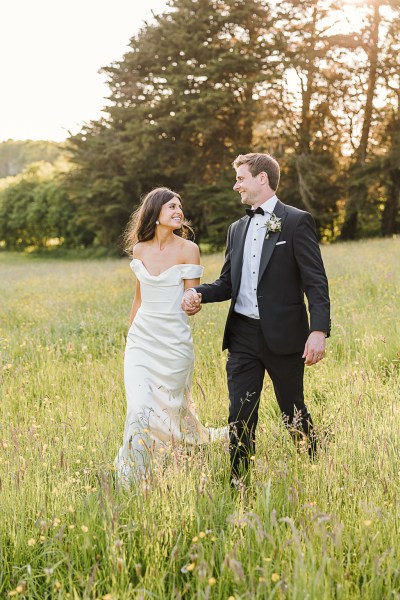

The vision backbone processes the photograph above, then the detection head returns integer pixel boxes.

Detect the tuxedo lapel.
[258,200,287,284]
[231,217,249,292]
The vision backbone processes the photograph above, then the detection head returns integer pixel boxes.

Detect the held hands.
[303,331,326,366]
[182,289,202,316]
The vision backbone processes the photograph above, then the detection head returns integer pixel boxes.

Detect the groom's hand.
[303,331,326,366]
[182,289,202,316]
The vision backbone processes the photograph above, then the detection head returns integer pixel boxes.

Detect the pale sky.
[0,0,169,142]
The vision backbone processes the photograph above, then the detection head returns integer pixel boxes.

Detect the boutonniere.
[264,213,282,239]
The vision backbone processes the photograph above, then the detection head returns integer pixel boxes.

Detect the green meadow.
[0,238,399,599]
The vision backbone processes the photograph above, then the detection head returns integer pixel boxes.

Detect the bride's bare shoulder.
[178,238,200,264]
[132,242,147,259]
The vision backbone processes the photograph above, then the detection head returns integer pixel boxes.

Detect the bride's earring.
[156,220,160,225]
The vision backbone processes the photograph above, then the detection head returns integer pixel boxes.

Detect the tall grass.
[0,238,399,599]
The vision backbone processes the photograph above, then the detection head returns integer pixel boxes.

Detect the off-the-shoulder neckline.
[131,258,203,277]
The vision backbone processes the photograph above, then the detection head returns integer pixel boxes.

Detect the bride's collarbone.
[136,255,187,277]
[135,240,190,276]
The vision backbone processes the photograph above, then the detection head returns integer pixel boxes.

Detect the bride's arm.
[183,241,201,290]
[129,279,141,326]
[184,278,200,290]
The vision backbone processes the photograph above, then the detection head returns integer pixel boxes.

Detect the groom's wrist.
[311,330,327,337]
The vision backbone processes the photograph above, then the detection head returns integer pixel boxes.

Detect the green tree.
[259,0,354,238]
[340,0,383,239]
[380,7,400,236]
[0,140,63,178]
[67,0,280,248]
[0,164,92,249]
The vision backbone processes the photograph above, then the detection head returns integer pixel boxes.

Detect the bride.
[115,187,227,481]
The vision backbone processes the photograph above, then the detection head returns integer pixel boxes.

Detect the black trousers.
[226,312,315,479]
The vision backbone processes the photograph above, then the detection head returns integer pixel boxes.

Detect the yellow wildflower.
[363,520,372,527]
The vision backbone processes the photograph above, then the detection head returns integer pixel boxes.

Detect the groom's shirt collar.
[258,194,278,215]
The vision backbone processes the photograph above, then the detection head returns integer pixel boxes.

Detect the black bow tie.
[246,206,264,218]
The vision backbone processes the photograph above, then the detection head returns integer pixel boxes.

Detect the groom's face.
[233,164,263,206]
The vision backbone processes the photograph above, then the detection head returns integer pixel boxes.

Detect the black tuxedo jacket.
[196,200,331,355]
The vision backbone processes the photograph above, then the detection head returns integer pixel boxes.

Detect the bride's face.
[158,196,184,229]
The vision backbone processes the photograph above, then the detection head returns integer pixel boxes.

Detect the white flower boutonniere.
[264,213,282,239]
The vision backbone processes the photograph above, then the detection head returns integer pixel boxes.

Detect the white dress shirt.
[234,195,279,319]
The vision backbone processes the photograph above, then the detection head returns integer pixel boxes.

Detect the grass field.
[1,238,399,599]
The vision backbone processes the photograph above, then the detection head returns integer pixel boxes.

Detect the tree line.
[1,0,399,252]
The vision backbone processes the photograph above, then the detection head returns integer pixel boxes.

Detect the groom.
[182,152,330,484]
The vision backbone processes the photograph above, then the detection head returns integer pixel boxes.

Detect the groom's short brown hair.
[233,153,280,191]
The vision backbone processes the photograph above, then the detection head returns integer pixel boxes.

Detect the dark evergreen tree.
[67,0,280,247]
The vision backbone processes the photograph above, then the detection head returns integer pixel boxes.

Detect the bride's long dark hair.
[123,187,193,256]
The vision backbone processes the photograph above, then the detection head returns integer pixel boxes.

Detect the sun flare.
[327,1,369,35]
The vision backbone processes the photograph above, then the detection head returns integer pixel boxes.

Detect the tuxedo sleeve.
[195,225,233,303]
[293,213,331,336]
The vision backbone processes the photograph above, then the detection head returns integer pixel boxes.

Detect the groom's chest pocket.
[269,241,293,270]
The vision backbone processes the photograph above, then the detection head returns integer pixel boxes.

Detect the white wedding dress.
[116,259,227,480]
